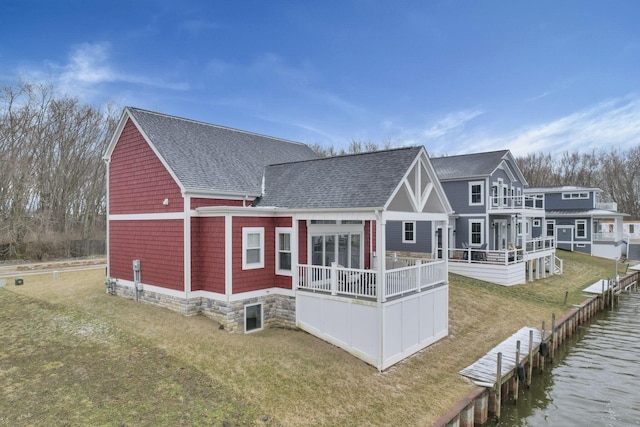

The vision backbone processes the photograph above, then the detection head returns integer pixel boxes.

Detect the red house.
[104,107,453,370]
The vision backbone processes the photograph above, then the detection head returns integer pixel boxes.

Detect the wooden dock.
[459,326,543,386]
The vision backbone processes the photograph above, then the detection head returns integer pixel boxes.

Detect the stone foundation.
[109,282,296,333]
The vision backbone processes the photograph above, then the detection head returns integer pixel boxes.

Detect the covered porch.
[292,210,450,371]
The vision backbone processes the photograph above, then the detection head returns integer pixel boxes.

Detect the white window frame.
[562,192,589,200]
[469,220,483,246]
[402,221,416,243]
[244,302,263,333]
[468,181,484,206]
[546,220,555,237]
[575,220,587,238]
[275,227,292,276]
[242,227,264,270]
[533,219,541,227]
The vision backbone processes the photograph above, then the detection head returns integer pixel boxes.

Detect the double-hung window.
[470,220,483,245]
[469,182,483,206]
[242,227,264,269]
[276,227,292,275]
[575,220,587,238]
[403,221,416,243]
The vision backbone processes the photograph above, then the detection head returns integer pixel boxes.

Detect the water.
[498,292,640,426]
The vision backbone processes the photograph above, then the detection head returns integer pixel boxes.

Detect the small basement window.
[245,303,263,333]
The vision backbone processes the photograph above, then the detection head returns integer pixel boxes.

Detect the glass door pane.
[324,235,335,266]
[312,236,323,266]
[351,234,361,268]
[338,234,349,267]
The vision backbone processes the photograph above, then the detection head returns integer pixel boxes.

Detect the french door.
[311,233,362,268]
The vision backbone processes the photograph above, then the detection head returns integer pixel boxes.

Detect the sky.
[1,0,640,157]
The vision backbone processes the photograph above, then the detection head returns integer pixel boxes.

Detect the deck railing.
[489,194,544,211]
[297,259,446,301]
[450,237,555,265]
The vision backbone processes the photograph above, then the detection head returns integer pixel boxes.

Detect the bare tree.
[0,81,118,259]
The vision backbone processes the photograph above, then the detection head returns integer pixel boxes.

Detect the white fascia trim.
[383,211,449,222]
[116,279,186,299]
[109,213,184,221]
[126,110,187,195]
[196,205,381,220]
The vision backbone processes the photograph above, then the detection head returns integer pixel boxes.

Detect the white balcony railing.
[596,202,617,211]
[297,259,447,302]
[489,194,544,211]
[449,237,555,265]
[593,232,622,241]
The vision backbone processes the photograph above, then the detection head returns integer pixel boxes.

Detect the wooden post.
[495,352,502,422]
[540,321,546,372]
[528,329,533,386]
[514,340,521,402]
[550,313,556,362]
[601,279,605,310]
[610,279,614,308]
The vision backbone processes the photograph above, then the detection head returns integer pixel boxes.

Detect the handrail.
[298,259,447,301]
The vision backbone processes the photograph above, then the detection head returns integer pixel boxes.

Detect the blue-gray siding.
[545,192,594,210]
[386,221,433,253]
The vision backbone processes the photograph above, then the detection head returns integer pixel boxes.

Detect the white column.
[225,214,233,300]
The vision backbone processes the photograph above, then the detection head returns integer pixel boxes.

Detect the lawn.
[0,250,621,426]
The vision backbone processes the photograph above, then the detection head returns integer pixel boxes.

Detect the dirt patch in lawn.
[0,250,621,426]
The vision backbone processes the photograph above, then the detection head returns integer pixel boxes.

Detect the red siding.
[109,119,183,214]
[109,220,184,290]
[232,216,277,293]
[365,220,375,269]
[191,217,225,293]
[191,198,245,209]
[298,220,308,264]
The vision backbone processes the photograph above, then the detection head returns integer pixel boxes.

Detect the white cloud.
[440,95,640,157]
[59,42,116,86]
[17,42,188,103]
[503,96,640,156]
[422,108,484,139]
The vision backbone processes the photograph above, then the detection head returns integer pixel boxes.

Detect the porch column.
[292,217,299,290]
[377,214,387,303]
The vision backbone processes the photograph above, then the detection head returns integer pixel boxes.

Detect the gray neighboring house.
[387,149,562,286]
[524,186,628,260]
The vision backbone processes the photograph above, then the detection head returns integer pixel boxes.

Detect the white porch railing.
[525,236,556,253]
[593,232,622,241]
[489,194,544,211]
[596,202,617,211]
[297,259,446,301]
[450,237,556,265]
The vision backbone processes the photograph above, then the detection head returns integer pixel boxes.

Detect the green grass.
[0,250,625,426]
[0,291,268,427]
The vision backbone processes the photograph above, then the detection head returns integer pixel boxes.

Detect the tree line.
[1,80,638,260]
[0,82,118,259]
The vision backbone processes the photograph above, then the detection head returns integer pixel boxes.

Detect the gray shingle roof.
[127,107,318,194]
[431,150,510,180]
[257,147,423,209]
